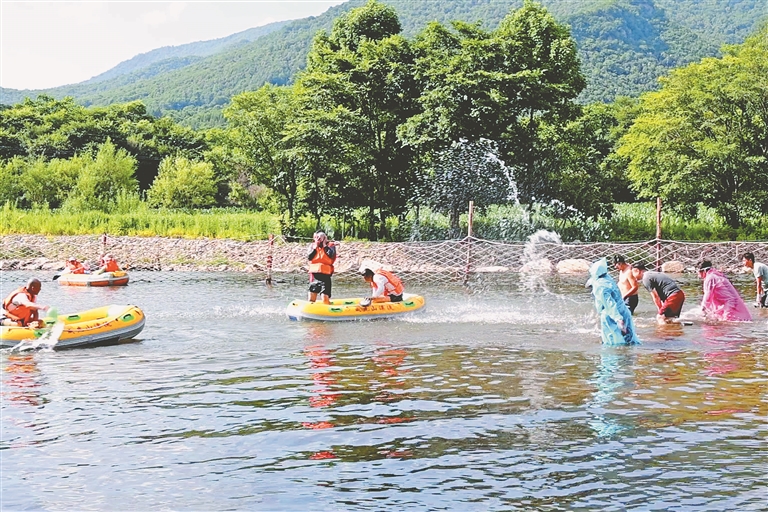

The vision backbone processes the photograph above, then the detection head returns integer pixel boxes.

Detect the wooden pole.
[266,233,274,286]
[655,197,662,270]
[467,201,474,238]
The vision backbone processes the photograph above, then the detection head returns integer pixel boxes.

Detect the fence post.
[266,233,274,286]
[464,201,474,284]
[655,197,662,270]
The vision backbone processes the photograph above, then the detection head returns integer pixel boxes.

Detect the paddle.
[52,273,61,281]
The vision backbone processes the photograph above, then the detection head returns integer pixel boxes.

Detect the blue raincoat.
[587,258,640,345]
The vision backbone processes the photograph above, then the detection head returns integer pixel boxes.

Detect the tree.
[617,26,768,228]
[224,85,307,235]
[296,0,420,239]
[534,102,634,221]
[401,0,586,209]
[146,156,217,208]
[64,139,139,212]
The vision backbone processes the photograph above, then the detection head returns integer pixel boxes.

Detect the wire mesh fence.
[1,234,766,286]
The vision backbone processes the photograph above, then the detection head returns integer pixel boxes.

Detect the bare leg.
[308,292,318,303]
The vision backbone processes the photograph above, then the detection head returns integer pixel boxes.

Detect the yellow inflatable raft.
[286,294,426,321]
[1,304,145,349]
[57,271,129,287]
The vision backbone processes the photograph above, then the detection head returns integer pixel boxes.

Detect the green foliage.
[61,139,139,212]
[0,203,280,240]
[0,157,27,207]
[146,156,217,208]
[618,26,768,228]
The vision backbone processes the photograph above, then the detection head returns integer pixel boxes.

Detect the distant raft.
[286,294,426,321]
[1,304,145,349]
[57,271,129,287]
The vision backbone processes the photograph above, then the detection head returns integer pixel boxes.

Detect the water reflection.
[587,350,634,437]
[2,353,43,407]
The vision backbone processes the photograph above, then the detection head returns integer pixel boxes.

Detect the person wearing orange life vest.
[94,254,122,274]
[64,257,86,274]
[358,261,405,307]
[1,278,49,327]
[307,232,336,305]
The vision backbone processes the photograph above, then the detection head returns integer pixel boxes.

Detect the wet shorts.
[659,291,685,318]
[309,273,332,297]
[624,294,638,314]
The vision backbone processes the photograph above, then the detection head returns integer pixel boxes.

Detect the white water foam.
[10,321,65,352]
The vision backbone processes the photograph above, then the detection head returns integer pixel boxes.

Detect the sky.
[1,0,346,90]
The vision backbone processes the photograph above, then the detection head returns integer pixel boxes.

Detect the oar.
[52,273,61,281]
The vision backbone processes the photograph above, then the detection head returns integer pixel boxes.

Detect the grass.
[1,202,766,242]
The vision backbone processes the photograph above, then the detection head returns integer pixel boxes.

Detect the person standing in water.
[586,258,640,345]
[697,260,752,322]
[631,262,686,324]
[612,255,639,314]
[741,252,768,308]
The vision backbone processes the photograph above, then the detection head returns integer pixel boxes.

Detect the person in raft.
[631,262,686,324]
[612,254,639,314]
[741,252,768,308]
[697,260,752,322]
[64,257,86,274]
[1,278,49,328]
[307,231,336,305]
[358,261,405,307]
[586,258,640,345]
[94,254,122,274]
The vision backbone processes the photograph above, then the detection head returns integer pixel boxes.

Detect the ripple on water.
[1,272,766,510]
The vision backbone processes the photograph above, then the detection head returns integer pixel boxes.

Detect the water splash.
[11,321,65,352]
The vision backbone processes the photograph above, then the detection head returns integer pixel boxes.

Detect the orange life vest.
[2,287,36,326]
[103,260,121,272]
[309,246,335,275]
[372,269,404,296]
[67,261,85,274]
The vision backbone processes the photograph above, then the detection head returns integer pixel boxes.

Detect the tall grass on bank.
[2,202,766,242]
[1,203,280,241]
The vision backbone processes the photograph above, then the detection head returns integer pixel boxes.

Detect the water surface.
[2,272,766,510]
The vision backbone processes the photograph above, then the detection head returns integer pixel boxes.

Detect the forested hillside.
[83,20,289,85]
[0,0,764,128]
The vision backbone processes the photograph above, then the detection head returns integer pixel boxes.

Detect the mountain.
[1,0,765,128]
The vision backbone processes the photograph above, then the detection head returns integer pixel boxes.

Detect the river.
[2,271,766,510]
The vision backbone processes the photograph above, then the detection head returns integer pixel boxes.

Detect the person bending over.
[631,262,686,324]
[697,260,751,322]
[359,262,404,307]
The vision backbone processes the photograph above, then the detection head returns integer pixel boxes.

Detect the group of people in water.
[3,232,765,341]
[588,251,766,345]
[1,254,123,328]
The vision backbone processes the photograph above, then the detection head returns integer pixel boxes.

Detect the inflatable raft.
[1,304,145,349]
[57,271,129,287]
[286,294,426,321]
